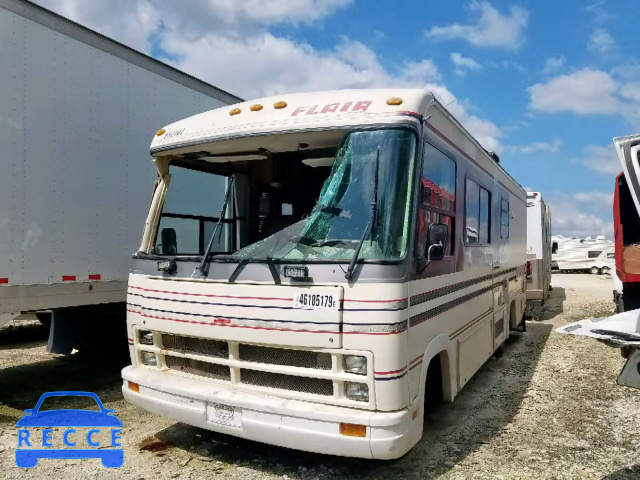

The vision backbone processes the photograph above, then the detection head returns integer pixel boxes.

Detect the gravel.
[1,273,639,479]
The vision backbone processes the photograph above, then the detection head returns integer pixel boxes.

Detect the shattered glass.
[234,128,416,262]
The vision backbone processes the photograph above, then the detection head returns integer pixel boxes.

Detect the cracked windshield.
[234,128,416,262]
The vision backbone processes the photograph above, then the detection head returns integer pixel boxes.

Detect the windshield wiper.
[199,175,235,276]
[345,149,379,280]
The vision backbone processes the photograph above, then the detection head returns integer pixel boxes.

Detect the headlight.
[345,382,369,402]
[138,329,153,345]
[140,351,157,366]
[343,355,367,375]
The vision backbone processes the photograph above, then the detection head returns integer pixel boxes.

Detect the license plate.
[293,291,339,310]
[206,403,242,428]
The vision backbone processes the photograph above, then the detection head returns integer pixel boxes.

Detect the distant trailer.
[551,236,613,272]
[525,192,551,303]
[0,0,241,350]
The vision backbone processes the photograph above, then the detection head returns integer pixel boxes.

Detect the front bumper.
[122,366,421,459]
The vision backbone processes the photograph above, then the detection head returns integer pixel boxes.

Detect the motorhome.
[121,89,528,459]
[551,235,613,272]
[526,192,552,303]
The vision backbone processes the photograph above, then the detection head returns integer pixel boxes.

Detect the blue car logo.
[15,391,123,468]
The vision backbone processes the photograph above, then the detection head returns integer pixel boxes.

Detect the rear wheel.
[35,312,52,327]
[601,267,611,275]
[590,266,600,275]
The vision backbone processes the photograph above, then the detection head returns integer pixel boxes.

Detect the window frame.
[152,164,238,256]
[464,176,492,246]
[418,141,457,258]
[500,198,510,239]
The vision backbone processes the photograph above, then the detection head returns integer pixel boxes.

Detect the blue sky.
[35,0,640,237]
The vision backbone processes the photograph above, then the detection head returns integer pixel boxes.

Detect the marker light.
[250,104,263,111]
[229,108,241,116]
[273,101,287,109]
[343,355,367,375]
[340,423,366,437]
[345,382,369,402]
[386,97,403,105]
[156,129,166,136]
[128,381,140,393]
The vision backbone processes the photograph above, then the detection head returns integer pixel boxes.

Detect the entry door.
[492,259,508,349]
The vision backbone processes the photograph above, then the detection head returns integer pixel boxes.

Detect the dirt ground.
[1,273,639,479]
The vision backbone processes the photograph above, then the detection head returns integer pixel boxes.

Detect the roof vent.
[488,151,500,163]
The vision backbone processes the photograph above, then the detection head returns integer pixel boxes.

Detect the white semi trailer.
[0,0,241,352]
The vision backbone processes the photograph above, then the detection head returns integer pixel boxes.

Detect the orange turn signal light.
[273,101,287,109]
[250,104,263,112]
[156,129,166,136]
[128,381,140,393]
[386,97,403,106]
[340,423,366,437]
[229,107,241,116]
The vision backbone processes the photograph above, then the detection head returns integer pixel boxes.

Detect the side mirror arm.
[426,241,443,261]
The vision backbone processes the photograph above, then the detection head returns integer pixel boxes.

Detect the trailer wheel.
[35,312,52,327]
[589,266,600,275]
[601,267,611,275]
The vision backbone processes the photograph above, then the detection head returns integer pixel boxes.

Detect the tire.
[590,267,600,275]
[601,267,611,275]
[35,311,52,327]
[616,295,624,314]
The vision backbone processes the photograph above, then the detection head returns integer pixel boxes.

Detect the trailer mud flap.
[618,349,640,389]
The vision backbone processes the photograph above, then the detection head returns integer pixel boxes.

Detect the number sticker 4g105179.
[292,290,339,311]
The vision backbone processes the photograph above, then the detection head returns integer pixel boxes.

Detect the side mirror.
[160,228,177,255]
[426,223,448,262]
[552,242,558,254]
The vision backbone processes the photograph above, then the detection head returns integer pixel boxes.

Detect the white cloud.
[505,138,562,154]
[528,68,621,115]
[551,207,613,238]
[588,28,615,54]
[585,0,615,23]
[542,56,566,75]
[570,144,621,175]
[548,193,614,238]
[425,1,528,50]
[573,191,614,208]
[450,52,483,76]
[33,0,504,154]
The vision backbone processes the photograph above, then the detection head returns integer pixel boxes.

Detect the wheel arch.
[418,334,456,403]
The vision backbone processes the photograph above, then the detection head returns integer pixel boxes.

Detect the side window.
[419,143,456,256]
[465,178,491,245]
[500,198,509,239]
[155,166,233,255]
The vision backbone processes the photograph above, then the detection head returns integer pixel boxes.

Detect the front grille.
[240,369,333,396]
[162,334,228,358]
[165,356,230,381]
[144,332,371,406]
[239,344,332,370]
